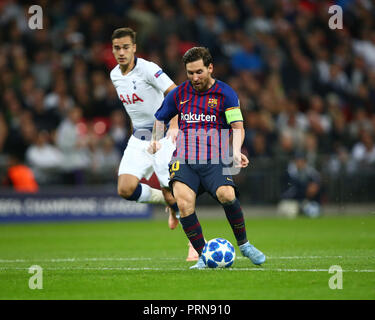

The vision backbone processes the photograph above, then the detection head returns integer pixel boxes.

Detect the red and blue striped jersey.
[155,79,242,161]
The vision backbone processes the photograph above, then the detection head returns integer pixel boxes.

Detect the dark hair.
[182,47,213,67]
[111,27,136,43]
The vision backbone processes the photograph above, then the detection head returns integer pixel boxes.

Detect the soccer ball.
[201,238,236,268]
[302,200,321,218]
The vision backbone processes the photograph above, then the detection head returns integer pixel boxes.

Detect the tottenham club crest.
[207,98,218,108]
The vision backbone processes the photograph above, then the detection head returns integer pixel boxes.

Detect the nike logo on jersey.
[226,177,233,181]
[180,99,190,105]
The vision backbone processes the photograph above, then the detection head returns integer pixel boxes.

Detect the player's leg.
[172,180,206,269]
[153,137,181,229]
[163,183,198,259]
[161,184,198,258]
[169,160,205,267]
[161,187,179,230]
[198,162,266,265]
[216,185,247,245]
[216,185,266,265]
[117,138,166,204]
[117,174,165,204]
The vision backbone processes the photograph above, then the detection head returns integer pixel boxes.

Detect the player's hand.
[166,128,179,144]
[147,140,161,154]
[234,152,249,168]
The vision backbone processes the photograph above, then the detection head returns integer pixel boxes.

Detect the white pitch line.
[0,257,152,263]
[0,255,373,264]
[0,266,374,273]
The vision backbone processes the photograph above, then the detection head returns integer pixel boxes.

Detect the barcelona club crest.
[207,98,218,108]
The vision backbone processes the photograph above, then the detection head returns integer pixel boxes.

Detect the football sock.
[222,198,248,246]
[130,183,151,202]
[180,212,205,255]
[138,183,155,202]
[125,183,143,201]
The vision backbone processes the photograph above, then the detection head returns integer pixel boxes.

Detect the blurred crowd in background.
[1,0,375,204]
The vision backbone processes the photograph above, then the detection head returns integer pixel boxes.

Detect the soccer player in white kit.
[110,27,180,229]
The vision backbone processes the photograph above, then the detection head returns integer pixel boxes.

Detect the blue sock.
[222,198,248,245]
[180,212,205,255]
[126,183,142,201]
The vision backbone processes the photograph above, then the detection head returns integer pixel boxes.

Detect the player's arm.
[164,83,177,96]
[147,120,164,154]
[152,120,166,141]
[164,84,179,143]
[230,120,245,153]
[225,100,248,168]
[230,120,248,168]
[148,88,179,153]
[166,115,179,143]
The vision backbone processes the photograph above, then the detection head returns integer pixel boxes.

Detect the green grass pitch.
[0,215,374,300]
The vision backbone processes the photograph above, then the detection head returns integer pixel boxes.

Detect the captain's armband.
[225,107,243,124]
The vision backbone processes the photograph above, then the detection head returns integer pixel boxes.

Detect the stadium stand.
[1,0,375,204]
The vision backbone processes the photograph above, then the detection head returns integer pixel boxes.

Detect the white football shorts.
[118,135,176,188]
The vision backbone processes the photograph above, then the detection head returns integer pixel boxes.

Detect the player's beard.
[193,77,210,92]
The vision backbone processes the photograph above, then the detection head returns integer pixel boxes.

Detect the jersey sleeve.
[223,86,243,124]
[144,61,174,94]
[154,88,178,124]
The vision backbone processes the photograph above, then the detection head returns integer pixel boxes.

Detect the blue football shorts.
[168,158,239,200]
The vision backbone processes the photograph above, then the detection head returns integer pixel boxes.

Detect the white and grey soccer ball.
[302,200,321,218]
[201,238,236,268]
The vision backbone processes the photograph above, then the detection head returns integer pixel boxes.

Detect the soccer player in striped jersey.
[110,27,179,229]
[151,47,266,268]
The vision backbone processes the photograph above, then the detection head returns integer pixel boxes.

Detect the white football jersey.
[110,57,174,130]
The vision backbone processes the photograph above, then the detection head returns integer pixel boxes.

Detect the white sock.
[137,184,166,204]
[137,183,152,203]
